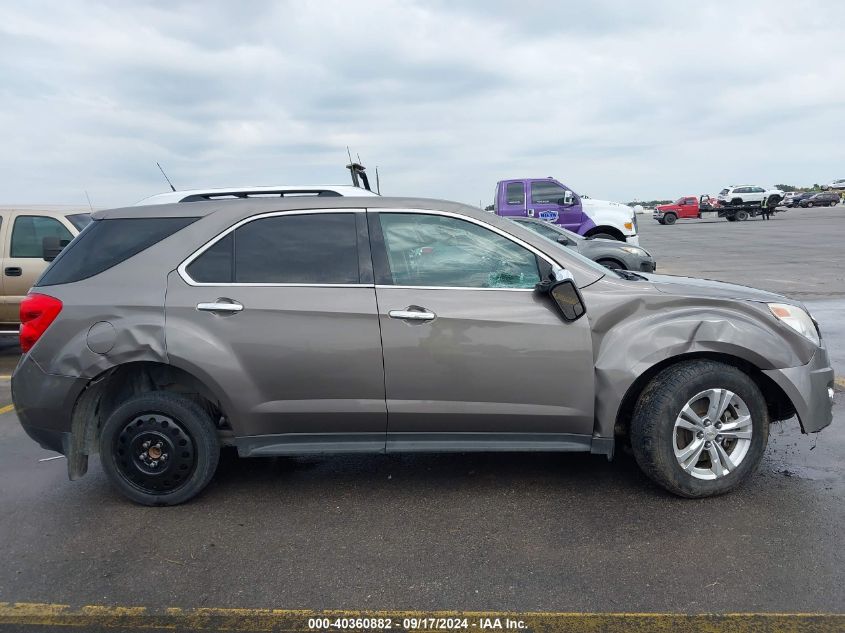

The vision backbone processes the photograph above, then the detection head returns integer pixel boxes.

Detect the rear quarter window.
[37,217,198,286]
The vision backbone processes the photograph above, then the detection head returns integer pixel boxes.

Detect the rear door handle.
[4,267,22,277]
[197,301,243,313]
[388,308,436,321]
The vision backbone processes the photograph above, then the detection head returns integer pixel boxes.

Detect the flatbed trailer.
[654,194,783,224]
[704,198,780,222]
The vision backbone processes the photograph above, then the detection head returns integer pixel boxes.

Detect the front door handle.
[4,267,22,277]
[388,308,436,321]
[197,300,243,313]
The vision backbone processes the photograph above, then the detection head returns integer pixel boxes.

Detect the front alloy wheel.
[630,359,768,498]
[673,389,752,480]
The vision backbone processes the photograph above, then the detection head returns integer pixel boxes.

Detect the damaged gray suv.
[12,198,834,505]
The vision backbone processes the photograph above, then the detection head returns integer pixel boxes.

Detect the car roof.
[134,185,379,205]
[95,197,486,221]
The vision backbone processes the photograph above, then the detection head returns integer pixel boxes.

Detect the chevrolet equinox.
[11,197,834,505]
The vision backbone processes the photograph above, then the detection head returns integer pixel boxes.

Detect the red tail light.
[19,293,63,353]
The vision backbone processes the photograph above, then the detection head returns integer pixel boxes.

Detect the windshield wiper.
[613,269,647,281]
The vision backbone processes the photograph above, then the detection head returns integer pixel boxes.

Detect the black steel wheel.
[663,213,677,225]
[99,392,220,506]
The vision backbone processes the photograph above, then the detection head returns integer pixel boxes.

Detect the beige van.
[0,206,90,331]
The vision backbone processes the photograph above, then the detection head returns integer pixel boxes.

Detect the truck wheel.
[807,202,814,207]
[657,219,666,225]
[663,213,677,225]
[736,210,749,221]
[99,392,220,506]
[630,360,768,498]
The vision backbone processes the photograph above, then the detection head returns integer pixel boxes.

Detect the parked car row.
[783,191,840,208]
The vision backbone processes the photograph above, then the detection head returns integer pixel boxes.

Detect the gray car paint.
[11,196,834,480]
[511,217,655,272]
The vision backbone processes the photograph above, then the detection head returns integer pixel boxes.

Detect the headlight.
[768,303,820,346]
[621,246,646,256]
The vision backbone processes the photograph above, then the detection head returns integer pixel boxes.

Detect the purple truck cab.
[494,178,639,244]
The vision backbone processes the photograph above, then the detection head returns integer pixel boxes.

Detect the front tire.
[663,213,677,225]
[99,392,220,506]
[807,202,814,207]
[630,360,769,498]
[597,258,625,270]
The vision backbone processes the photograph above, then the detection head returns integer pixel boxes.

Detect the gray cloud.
[1,0,844,209]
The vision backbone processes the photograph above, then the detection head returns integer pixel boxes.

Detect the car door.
[369,209,595,450]
[497,181,528,218]
[1,213,74,325]
[164,209,387,452]
[528,180,584,231]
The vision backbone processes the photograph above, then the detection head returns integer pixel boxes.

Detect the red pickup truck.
[652,196,711,224]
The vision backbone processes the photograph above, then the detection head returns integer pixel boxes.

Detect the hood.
[640,273,796,304]
[655,203,675,211]
[581,198,633,213]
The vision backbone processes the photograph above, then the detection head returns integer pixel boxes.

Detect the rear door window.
[186,212,360,285]
[10,216,73,258]
[505,182,525,205]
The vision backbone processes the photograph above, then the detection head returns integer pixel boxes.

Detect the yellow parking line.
[0,604,843,632]
[0,404,14,415]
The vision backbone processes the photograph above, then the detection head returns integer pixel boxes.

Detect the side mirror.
[535,278,586,322]
[42,236,64,262]
[557,191,575,206]
[556,236,573,247]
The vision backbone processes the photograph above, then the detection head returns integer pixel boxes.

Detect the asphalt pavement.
[0,206,843,617]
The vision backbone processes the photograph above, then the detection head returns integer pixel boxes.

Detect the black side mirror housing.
[42,236,65,262]
[557,236,573,247]
[535,278,586,321]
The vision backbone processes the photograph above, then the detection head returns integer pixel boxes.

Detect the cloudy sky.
[1,0,843,208]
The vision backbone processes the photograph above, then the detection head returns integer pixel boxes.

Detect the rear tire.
[663,213,677,225]
[630,360,769,498]
[736,210,749,221]
[99,392,220,506]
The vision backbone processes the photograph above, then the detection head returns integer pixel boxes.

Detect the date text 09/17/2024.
[307,617,527,630]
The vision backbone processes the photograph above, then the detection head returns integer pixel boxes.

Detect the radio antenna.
[375,167,381,195]
[84,190,94,212]
[156,162,176,192]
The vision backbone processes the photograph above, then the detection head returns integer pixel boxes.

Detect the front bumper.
[762,347,835,433]
[639,258,656,273]
[11,353,87,454]
[625,234,639,246]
